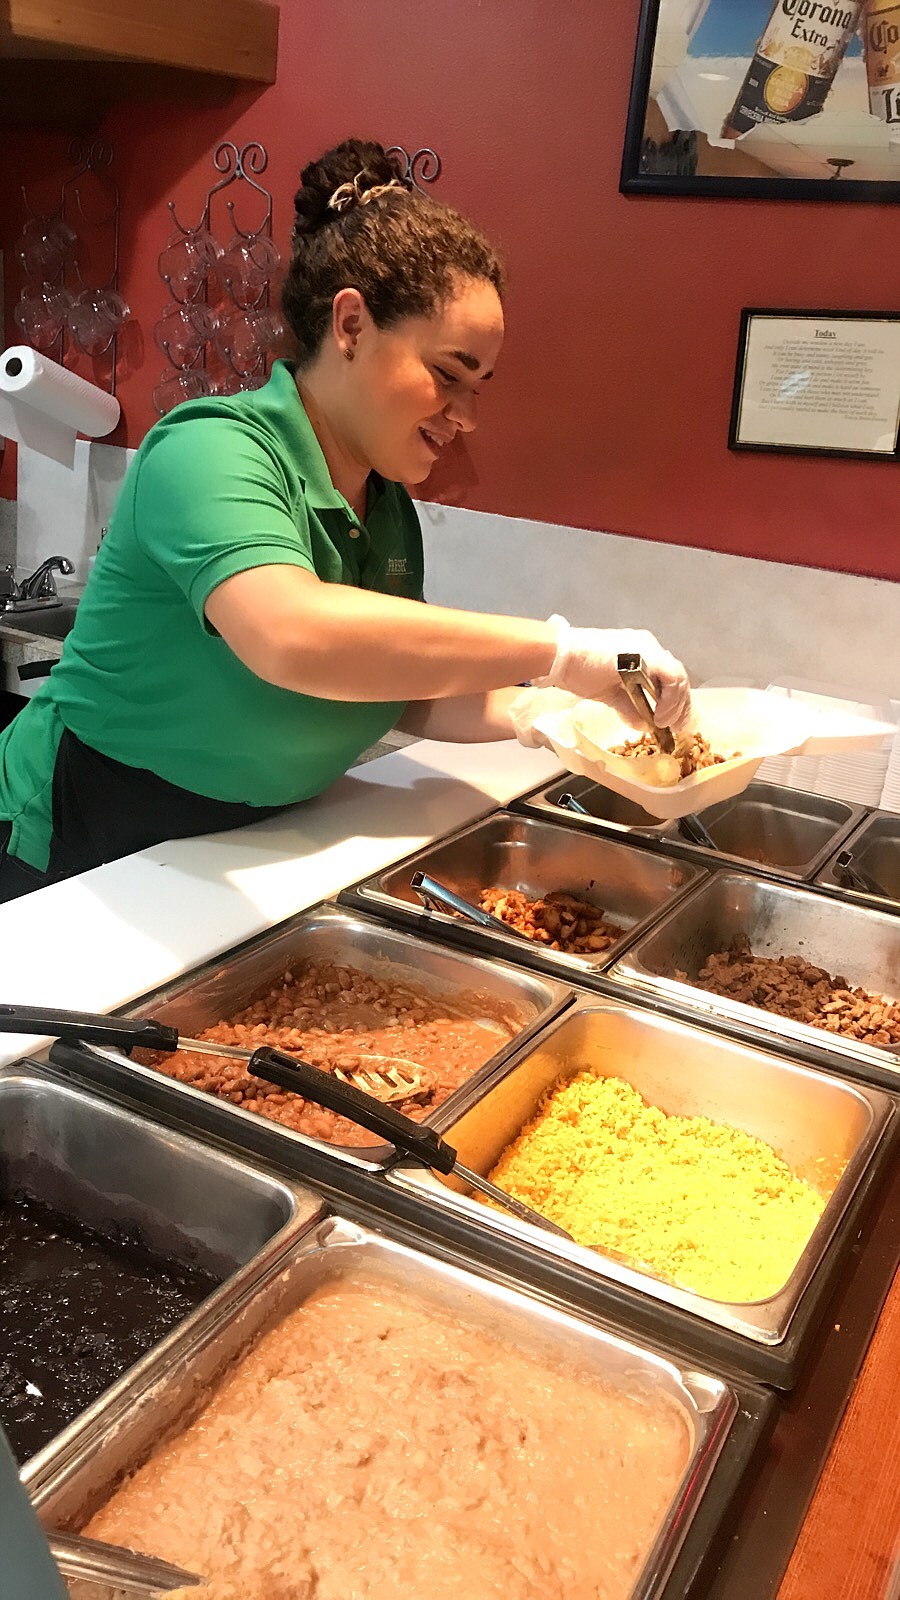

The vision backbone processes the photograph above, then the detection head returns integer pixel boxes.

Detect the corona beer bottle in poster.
[722,0,865,137]
[862,0,900,129]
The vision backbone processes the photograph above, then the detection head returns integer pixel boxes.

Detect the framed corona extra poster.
[622,0,900,199]
[730,309,900,456]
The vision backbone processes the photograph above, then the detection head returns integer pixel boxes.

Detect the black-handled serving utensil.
[409,871,529,940]
[247,1045,572,1239]
[0,1005,571,1239]
[0,1004,426,1105]
[616,652,676,754]
[833,850,886,898]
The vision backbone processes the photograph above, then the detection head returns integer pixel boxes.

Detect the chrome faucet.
[0,556,75,611]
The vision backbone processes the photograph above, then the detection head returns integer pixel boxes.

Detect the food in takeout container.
[607,728,742,788]
[485,1071,833,1302]
[531,687,897,820]
[80,1273,694,1600]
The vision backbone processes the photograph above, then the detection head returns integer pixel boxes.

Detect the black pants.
[0,729,285,904]
[0,822,51,901]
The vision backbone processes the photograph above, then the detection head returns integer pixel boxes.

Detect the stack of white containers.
[753,681,899,812]
[879,729,900,813]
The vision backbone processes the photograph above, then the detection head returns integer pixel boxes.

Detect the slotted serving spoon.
[0,1004,572,1241]
[235,1044,573,1240]
[0,1004,428,1105]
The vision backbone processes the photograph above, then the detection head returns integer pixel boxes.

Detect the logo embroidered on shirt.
[386,556,410,575]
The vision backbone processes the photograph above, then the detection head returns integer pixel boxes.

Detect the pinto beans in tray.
[52,907,568,1173]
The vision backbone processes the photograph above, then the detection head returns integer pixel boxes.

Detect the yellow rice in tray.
[488,1073,833,1302]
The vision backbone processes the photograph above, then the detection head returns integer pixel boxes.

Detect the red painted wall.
[2,1,899,582]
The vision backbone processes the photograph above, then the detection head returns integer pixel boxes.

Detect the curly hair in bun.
[283,137,505,367]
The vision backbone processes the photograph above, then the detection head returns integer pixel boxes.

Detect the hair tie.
[327,171,407,214]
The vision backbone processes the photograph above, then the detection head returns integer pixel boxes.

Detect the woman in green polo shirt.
[0,137,691,901]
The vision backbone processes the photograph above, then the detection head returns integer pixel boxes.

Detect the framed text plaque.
[729,309,900,458]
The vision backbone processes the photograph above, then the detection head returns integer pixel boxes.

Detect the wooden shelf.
[0,0,278,127]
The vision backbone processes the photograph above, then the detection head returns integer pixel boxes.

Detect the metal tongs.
[677,811,719,850]
[616,652,718,851]
[0,1004,572,1242]
[0,1003,427,1106]
[49,1530,203,1593]
[0,1410,203,1598]
[616,652,676,754]
[557,791,591,816]
[410,871,529,940]
[833,849,887,899]
[560,788,720,847]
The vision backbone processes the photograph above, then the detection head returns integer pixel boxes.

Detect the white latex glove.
[507,685,579,749]
[537,616,692,731]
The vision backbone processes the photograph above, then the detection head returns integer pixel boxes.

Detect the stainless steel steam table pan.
[1,1059,324,1484]
[26,1212,767,1600]
[515,777,866,884]
[387,999,895,1388]
[341,810,706,982]
[815,808,900,912]
[514,771,676,837]
[605,871,900,1088]
[49,902,570,1175]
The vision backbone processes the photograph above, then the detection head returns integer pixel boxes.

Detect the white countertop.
[0,739,562,1067]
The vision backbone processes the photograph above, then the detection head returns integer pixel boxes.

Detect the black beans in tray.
[0,1192,217,1462]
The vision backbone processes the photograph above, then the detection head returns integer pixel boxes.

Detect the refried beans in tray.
[83,1279,691,1600]
[139,960,517,1146]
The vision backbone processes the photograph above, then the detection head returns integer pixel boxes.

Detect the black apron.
[0,728,284,903]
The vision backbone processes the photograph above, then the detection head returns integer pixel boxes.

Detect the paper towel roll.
[0,346,120,468]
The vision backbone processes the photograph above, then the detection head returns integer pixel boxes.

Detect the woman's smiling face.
[337,275,504,484]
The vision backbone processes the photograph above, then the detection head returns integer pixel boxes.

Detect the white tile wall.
[416,501,900,702]
[0,495,14,568]
[3,454,898,707]
[15,441,136,586]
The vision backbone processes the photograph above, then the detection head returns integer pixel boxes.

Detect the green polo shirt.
[0,361,424,870]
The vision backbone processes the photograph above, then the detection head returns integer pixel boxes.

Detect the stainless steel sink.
[1,601,78,642]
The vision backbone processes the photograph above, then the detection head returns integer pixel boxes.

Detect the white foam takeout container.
[532,688,897,821]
